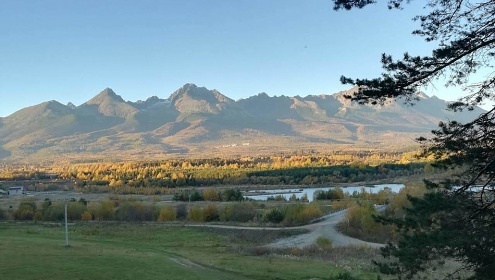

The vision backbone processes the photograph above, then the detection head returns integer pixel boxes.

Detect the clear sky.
[0,0,481,117]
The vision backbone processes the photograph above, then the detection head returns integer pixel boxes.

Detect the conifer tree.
[334,0,495,278]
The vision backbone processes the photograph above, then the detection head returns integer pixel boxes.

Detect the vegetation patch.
[0,222,380,280]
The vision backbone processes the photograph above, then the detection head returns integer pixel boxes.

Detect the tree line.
[2,197,323,227]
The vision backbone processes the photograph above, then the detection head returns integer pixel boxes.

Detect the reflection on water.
[244,184,404,202]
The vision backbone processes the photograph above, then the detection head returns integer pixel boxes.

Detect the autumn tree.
[334,0,495,278]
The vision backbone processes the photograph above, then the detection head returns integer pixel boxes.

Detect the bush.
[158,206,176,222]
[81,210,92,221]
[202,204,219,222]
[330,200,355,211]
[263,208,284,223]
[220,203,257,222]
[115,201,158,222]
[43,202,65,221]
[203,188,220,201]
[176,203,188,220]
[314,188,344,200]
[67,202,87,221]
[221,188,244,201]
[283,203,322,226]
[267,195,287,201]
[33,211,43,221]
[14,200,37,220]
[173,189,204,202]
[338,202,391,243]
[88,200,115,221]
[188,206,203,222]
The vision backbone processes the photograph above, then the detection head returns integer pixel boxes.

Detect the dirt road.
[267,208,384,248]
[189,207,385,248]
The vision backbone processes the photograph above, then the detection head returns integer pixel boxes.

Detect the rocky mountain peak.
[168,84,233,114]
[132,96,169,109]
[86,88,124,105]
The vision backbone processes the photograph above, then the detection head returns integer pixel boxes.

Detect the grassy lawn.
[0,222,379,279]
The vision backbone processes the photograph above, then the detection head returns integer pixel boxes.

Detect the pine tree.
[334,0,495,278]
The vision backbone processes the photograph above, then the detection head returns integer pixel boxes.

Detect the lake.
[244,183,404,202]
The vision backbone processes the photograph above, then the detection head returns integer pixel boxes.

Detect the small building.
[8,186,24,196]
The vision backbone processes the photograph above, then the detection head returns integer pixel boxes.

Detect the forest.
[0,151,439,195]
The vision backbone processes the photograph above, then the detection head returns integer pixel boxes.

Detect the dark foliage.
[375,191,495,279]
[314,188,345,200]
[334,0,495,110]
[334,0,495,278]
[220,188,244,202]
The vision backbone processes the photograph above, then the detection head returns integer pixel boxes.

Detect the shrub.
[42,202,65,221]
[158,206,176,222]
[115,201,158,222]
[314,188,344,200]
[331,200,355,211]
[283,203,322,226]
[67,202,87,221]
[202,204,219,222]
[338,202,391,243]
[88,200,115,221]
[14,200,37,220]
[203,188,220,201]
[176,203,188,220]
[263,208,284,223]
[220,203,257,222]
[33,211,43,221]
[81,210,92,221]
[219,204,233,222]
[188,206,203,222]
[173,189,204,202]
[221,188,244,202]
[267,195,287,201]
[141,204,159,221]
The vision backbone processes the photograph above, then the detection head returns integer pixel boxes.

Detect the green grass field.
[0,222,380,280]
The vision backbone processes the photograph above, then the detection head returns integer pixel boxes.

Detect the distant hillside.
[0,84,485,163]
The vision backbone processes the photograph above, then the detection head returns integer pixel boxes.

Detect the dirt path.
[267,209,384,248]
[188,207,385,248]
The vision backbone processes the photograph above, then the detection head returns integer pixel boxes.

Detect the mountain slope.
[0,84,486,162]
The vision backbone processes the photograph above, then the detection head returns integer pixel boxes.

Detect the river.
[244,183,404,202]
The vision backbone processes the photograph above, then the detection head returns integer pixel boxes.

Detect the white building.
[8,186,24,196]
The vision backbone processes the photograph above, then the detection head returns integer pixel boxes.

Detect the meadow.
[0,222,382,280]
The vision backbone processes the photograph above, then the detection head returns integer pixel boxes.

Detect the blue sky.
[0,0,478,117]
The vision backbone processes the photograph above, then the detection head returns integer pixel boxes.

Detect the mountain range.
[0,83,484,163]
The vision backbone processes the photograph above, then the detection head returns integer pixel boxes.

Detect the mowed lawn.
[0,222,377,280]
